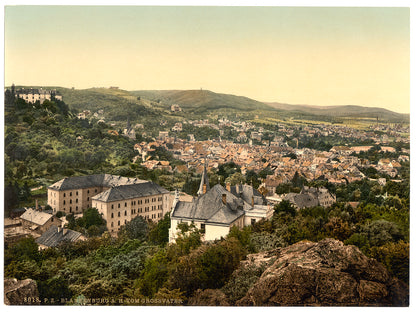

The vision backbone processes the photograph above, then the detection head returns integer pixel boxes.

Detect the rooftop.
[36,225,83,247]
[92,181,169,202]
[48,174,147,191]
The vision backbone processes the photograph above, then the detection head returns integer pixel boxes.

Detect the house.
[20,208,62,235]
[36,225,85,249]
[284,186,336,209]
[169,165,272,242]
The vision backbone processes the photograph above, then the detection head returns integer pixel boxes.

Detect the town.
[4,86,410,306]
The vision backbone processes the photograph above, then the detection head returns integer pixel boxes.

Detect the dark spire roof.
[197,160,210,196]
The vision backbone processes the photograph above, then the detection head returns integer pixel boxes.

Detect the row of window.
[62,205,89,213]
[61,189,98,197]
[110,202,163,210]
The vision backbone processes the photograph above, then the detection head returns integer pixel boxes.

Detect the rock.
[4,278,40,305]
[237,239,408,306]
[188,289,230,306]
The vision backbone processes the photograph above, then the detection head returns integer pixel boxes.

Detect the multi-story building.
[92,182,170,233]
[15,88,63,104]
[47,174,170,233]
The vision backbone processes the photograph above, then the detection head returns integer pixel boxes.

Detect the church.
[169,165,273,242]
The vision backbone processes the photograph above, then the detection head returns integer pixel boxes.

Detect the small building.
[35,225,85,249]
[284,186,336,209]
[20,208,62,234]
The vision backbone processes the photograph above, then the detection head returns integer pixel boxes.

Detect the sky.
[3,3,411,114]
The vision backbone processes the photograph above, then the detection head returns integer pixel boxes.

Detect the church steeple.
[197,159,210,196]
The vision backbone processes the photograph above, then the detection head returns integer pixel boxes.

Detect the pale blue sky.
[4,5,410,113]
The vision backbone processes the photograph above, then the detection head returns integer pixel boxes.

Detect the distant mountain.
[266,102,409,123]
[131,89,275,113]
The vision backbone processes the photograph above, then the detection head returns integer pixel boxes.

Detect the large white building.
[169,165,273,242]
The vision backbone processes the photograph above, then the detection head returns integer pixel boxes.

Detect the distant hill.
[266,102,409,123]
[13,86,408,123]
[131,89,276,114]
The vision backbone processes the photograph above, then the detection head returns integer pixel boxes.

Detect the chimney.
[35,199,39,211]
[251,196,254,207]
[222,194,227,205]
[226,182,231,192]
[203,184,207,194]
[57,226,62,233]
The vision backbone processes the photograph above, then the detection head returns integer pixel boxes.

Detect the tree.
[274,200,296,218]
[148,213,171,246]
[119,215,149,241]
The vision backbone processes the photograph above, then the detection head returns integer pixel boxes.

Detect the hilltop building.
[169,165,273,242]
[15,87,63,104]
[48,174,170,233]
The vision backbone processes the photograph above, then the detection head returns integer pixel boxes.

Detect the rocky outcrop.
[237,239,408,306]
[4,278,40,305]
[188,289,230,306]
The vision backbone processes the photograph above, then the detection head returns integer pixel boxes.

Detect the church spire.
[197,159,210,196]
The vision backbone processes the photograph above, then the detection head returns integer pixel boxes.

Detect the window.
[111,204,114,209]
[201,223,205,234]
[111,213,114,218]
[87,197,89,201]
[63,200,66,205]
[95,189,97,193]
[88,190,90,194]
[118,212,121,217]
[125,202,127,207]
[76,206,78,211]
[76,191,78,196]
[70,192,72,196]
[63,193,66,197]
[124,211,127,216]
[111,222,114,227]
[118,221,120,226]
[70,199,72,204]
[76,199,78,203]
[251,219,256,226]
[118,203,120,208]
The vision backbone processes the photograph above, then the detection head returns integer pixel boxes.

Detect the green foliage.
[168,238,245,297]
[118,216,149,241]
[368,241,409,285]
[137,249,170,297]
[148,213,171,246]
[274,200,297,217]
[4,236,40,266]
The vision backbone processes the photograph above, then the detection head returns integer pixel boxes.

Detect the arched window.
[118,212,120,217]
[124,211,127,216]
[63,200,66,205]
[111,213,114,218]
